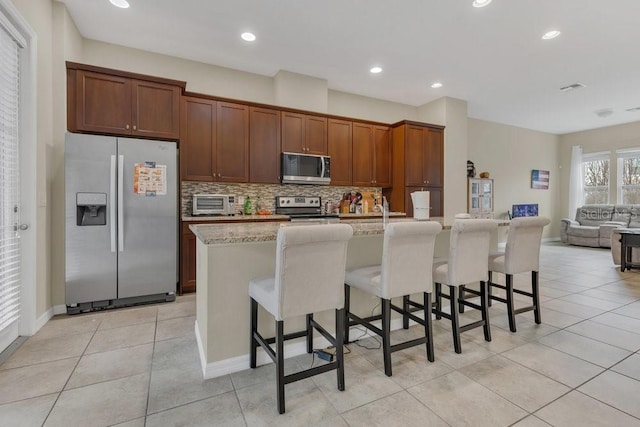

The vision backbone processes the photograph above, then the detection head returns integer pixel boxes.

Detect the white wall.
[559,121,640,215]
[468,118,561,238]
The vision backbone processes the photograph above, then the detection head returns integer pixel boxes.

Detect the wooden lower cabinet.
[404,186,443,218]
[180,222,198,294]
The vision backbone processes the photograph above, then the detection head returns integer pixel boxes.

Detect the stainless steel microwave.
[192,194,236,216]
[281,152,331,185]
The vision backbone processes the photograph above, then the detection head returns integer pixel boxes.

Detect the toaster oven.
[192,194,236,216]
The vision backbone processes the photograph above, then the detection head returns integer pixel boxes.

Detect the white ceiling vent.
[626,107,640,113]
[560,83,586,92]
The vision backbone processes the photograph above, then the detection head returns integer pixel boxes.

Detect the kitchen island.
[190,217,508,379]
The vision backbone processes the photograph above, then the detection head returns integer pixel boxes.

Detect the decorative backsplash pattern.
[181,182,382,216]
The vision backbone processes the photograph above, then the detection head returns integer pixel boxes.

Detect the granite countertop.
[182,212,405,222]
[189,217,510,245]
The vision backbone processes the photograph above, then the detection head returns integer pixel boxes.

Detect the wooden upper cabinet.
[250,107,281,183]
[180,97,216,181]
[216,102,249,182]
[327,119,352,186]
[373,126,391,187]
[404,125,443,187]
[281,112,327,154]
[305,115,328,155]
[353,123,391,187]
[68,67,181,140]
[352,123,374,186]
[180,97,249,182]
[73,71,132,135]
[425,128,444,187]
[132,80,180,140]
[404,126,427,186]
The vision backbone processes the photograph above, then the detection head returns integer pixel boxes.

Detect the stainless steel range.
[275,196,339,222]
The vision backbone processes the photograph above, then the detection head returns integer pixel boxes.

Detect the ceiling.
[60,0,640,134]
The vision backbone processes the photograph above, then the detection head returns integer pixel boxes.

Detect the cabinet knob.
[218,173,221,177]
[133,125,137,130]
[125,124,130,130]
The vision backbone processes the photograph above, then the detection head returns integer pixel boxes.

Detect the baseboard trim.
[197,312,425,379]
[543,236,561,242]
[53,305,67,315]
[34,308,53,333]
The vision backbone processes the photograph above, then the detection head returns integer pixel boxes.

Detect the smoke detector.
[559,83,586,92]
[595,108,614,118]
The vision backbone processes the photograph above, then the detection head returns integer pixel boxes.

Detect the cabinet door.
[373,126,391,187]
[352,123,374,186]
[216,102,249,182]
[281,111,305,153]
[249,107,281,183]
[131,80,180,140]
[327,119,352,186]
[180,224,197,294]
[424,129,443,187]
[468,179,482,214]
[404,126,426,186]
[305,115,328,155]
[180,97,216,181]
[74,70,132,135]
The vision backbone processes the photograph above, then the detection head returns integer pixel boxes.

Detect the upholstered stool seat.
[487,216,550,332]
[433,219,497,354]
[344,221,442,376]
[249,223,353,414]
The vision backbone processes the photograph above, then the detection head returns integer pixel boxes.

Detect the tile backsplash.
[181,182,382,216]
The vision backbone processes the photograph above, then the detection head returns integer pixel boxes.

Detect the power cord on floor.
[351,300,382,350]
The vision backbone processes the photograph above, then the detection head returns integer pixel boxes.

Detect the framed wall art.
[531,169,549,189]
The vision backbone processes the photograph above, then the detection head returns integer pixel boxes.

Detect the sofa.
[560,205,639,248]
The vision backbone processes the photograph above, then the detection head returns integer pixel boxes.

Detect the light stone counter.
[192,217,509,379]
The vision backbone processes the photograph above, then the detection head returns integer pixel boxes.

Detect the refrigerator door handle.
[118,154,124,252]
[110,155,117,253]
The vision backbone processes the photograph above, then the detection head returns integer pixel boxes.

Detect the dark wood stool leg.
[481,281,492,342]
[487,271,493,307]
[250,298,258,369]
[506,274,516,332]
[344,284,351,344]
[424,292,435,362]
[450,286,462,354]
[435,282,442,320]
[403,295,410,329]
[382,298,392,376]
[306,313,314,353]
[335,308,345,391]
[276,320,285,414]
[532,271,541,324]
[459,285,466,313]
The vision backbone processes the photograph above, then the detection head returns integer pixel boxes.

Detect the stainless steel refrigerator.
[65,133,177,313]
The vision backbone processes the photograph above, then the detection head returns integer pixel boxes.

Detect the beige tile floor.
[1,242,640,426]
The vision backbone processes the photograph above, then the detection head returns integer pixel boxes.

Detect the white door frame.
[0,0,38,336]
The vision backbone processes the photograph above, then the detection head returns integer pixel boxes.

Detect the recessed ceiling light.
[370,66,383,74]
[472,0,492,8]
[109,0,130,8]
[431,82,443,89]
[241,32,256,42]
[542,30,561,40]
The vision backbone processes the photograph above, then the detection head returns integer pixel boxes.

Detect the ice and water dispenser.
[76,192,107,226]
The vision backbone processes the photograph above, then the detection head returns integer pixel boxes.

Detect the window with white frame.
[582,151,610,204]
[617,148,640,204]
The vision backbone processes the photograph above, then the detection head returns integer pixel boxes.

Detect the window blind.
[0,23,21,333]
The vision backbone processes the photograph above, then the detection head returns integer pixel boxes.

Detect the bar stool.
[487,216,550,332]
[433,219,497,354]
[249,224,353,414]
[344,221,442,376]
